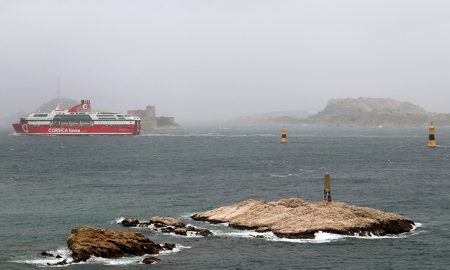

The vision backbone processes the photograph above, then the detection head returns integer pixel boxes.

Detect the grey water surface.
[0,127,449,269]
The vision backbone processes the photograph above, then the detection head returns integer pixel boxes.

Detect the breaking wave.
[114,216,125,224]
[210,223,423,243]
[211,230,345,243]
[11,244,190,267]
[11,247,73,268]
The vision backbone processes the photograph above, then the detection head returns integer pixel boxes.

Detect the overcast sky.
[1,0,449,122]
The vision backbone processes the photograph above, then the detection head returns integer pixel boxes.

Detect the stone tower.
[127,105,157,131]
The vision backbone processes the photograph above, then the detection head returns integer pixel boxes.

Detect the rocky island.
[230,110,310,126]
[309,97,450,128]
[228,97,450,128]
[191,198,414,238]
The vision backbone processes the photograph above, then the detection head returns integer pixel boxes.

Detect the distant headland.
[232,97,450,128]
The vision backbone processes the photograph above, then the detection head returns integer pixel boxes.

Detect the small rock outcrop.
[191,198,415,239]
[162,243,176,250]
[120,217,140,227]
[40,251,54,257]
[143,257,161,264]
[67,227,164,262]
[119,216,213,237]
[174,227,188,236]
[149,216,186,228]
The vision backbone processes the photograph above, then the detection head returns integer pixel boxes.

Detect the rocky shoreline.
[38,200,415,266]
[191,198,414,239]
[119,216,213,237]
[42,227,175,266]
[41,216,213,266]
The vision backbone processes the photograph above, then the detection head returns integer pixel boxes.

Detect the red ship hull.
[12,99,141,135]
[12,122,140,135]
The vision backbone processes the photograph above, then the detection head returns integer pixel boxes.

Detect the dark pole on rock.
[324,173,331,202]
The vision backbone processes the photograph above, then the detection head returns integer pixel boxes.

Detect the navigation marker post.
[281,129,287,143]
[427,122,437,148]
[324,173,331,202]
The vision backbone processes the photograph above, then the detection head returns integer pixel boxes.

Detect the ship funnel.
[69,99,91,112]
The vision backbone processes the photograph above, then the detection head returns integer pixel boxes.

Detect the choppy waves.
[12,244,190,267]
[11,247,73,268]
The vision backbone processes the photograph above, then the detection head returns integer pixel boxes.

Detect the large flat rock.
[191,198,414,238]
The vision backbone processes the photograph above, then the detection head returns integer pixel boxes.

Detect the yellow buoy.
[427,122,437,148]
[281,129,287,143]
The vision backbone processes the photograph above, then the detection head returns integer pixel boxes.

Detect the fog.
[1,0,449,123]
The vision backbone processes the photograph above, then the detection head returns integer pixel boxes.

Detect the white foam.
[210,223,423,243]
[159,244,191,255]
[156,229,203,238]
[80,244,190,266]
[207,222,229,227]
[348,222,423,239]
[212,229,271,239]
[269,174,294,178]
[211,229,344,243]
[180,213,196,219]
[12,244,190,267]
[84,255,146,266]
[268,231,346,243]
[115,217,125,224]
[11,247,73,267]
[114,217,147,226]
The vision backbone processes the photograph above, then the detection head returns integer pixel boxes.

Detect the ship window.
[33,114,48,117]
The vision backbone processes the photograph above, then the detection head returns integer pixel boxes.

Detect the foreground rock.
[67,227,165,262]
[119,216,213,237]
[191,198,414,238]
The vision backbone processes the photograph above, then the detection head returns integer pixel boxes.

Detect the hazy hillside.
[0,98,78,128]
[231,110,310,126]
[309,97,450,127]
[35,98,78,113]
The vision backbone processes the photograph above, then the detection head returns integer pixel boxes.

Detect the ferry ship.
[12,100,141,135]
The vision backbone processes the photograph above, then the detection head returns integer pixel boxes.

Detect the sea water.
[0,126,449,269]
